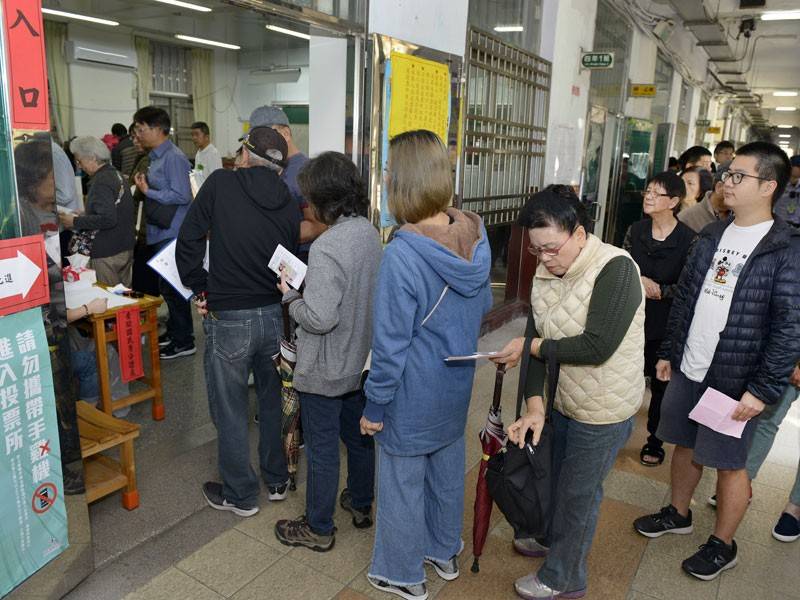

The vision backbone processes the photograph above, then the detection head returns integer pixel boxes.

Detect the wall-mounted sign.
[580,52,614,70]
[1,1,49,131]
[630,84,657,97]
[0,235,49,317]
[707,126,722,134]
[695,119,711,127]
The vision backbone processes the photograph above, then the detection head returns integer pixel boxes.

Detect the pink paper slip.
[688,387,747,439]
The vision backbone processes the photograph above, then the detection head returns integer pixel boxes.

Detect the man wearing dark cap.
[249,106,327,262]
[176,127,301,516]
[679,161,733,233]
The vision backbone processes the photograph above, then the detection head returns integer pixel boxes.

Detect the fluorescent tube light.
[494,25,524,32]
[266,25,310,40]
[779,134,792,138]
[174,34,240,50]
[154,0,212,12]
[777,125,793,129]
[773,91,798,97]
[761,10,800,21]
[775,106,797,111]
[41,8,119,26]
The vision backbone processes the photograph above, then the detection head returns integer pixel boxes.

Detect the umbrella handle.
[491,363,505,411]
[282,302,292,339]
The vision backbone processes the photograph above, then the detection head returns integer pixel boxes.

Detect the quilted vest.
[531,234,646,424]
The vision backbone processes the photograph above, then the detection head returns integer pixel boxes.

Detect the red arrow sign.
[0,235,49,317]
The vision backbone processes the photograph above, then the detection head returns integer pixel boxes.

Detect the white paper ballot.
[64,284,137,311]
[268,244,307,290]
[444,352,500,362]
[147,239,209,300]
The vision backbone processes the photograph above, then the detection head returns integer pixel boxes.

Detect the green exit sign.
[581,52,614,70]
[695,119,711,127]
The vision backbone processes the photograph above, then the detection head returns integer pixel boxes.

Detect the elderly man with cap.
[679,161,732,233]
[176,127,301,516]
[249,106,327,262]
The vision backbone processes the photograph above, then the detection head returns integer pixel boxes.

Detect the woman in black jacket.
[60,136,135,286]
[623,171,695,466]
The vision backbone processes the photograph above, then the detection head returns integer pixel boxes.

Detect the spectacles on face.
[133,125,153,136]
[528,229,575,257]
[640,189,671,199]
[720,170,770,185]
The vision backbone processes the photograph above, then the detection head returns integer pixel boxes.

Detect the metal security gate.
[460,28,550,227]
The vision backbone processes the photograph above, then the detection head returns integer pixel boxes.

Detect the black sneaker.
[268,480,289,501]
[367,575,428,600]
[773,512,800,542]
[682,535,737,580]
[339,488,373,528]
[158,333,172,347]
[634,505,693,538]
[274,516,335,552]
[159,342,196,360]
[202,481,258,517]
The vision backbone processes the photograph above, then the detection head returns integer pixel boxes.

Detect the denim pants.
[537,411,634,593]
[746,383,800,506]
[152,240,193,347]
[300,390,375,535]
[369,436,465,586]
[203,305,288,508]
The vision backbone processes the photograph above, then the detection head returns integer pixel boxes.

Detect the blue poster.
[0,308,67,597]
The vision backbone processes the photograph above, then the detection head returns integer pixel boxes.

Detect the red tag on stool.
[117,307,143,382]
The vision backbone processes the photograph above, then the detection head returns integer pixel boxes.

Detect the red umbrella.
[471,364,507,573]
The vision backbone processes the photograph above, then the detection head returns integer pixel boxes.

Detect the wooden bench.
[77,400,140,510]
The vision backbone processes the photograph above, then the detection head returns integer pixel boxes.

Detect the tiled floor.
[61,317,800,600]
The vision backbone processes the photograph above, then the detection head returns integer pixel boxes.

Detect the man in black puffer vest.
[633,142,800,581]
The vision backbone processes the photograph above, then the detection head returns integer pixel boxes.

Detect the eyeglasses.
[133,125,153,136]
[528,230,575,257]
[720,171,770,185]
[640,189,671,199]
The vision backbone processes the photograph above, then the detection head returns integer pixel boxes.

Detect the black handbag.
[485,335,559,540]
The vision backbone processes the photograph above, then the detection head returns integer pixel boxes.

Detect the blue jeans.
[369,436,465,586]
[537,411,633,593]
[300,390,375,535]
[746,383,800,506]
[203,305,287,508]
[152,240,194,347]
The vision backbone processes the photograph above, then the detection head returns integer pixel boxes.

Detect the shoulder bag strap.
[515,334,534,420]
[514,334,560,423]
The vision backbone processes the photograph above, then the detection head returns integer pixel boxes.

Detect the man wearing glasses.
[773,155,800,228]
[633,142,800,580]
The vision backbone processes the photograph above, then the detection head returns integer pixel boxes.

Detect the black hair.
[128,122,136,135]
[111,123,127,137]
[297,151,368,226]
[133,106,171,135]
[649,171,686,200]
[191,121,210,136]
[678,145,712,171]
[517,184,589,232]
[714,140,735,155]
[14,140,53,203]
[735,141,791,202]
[668,156,679,169]
[683,167,713,201]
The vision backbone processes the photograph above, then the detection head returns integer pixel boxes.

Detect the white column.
[667,74,683,156]
[624,29,657,120]
[309,35,348,155]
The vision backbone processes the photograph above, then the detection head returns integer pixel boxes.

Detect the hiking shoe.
[202,481,258,517]
[773,513,800,542]
[274,516,335,552]
[159,342,196,360]
[158,333,172,347]
[367,576,428,600]
[424,540,464,581]
[268,479,289,501]
[514,573,586,599]
[682,535,737,580]
[513,536,550,557]
[339,488,373,528]
[634,505,693,538]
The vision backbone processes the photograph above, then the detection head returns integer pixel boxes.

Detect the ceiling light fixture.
[154,0,211,12]
[777,124,793,129]
[494,25,524,32]
[773,91,798,97]
[41,8,119,26]
[775,106,797,111]
[266,25,310,40]
[761,10,800,21]
[779,134,792,138]
[174,34,240,50]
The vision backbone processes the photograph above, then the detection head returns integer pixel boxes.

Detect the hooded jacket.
[176,166,300,310]
[363,208,492,455]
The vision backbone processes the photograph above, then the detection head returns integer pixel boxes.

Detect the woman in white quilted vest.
[492,185,645,600]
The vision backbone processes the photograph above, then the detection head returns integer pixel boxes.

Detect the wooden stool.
[77,400,141,510]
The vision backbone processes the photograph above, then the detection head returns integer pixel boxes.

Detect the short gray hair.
[70,136,111,163]
[245,149,281,173]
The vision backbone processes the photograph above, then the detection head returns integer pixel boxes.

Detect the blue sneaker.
[773,513,800,543]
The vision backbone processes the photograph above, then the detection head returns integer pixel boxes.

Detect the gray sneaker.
[274,516,335,552]
[339,488,373,528]
[424,539,464,581]
[514,573,586,599]
[367,575,428,600]
[513,536,549,557]
[202,481,258,518]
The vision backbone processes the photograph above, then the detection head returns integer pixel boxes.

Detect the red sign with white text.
[117,307,144,383]
[2,1,49,130]
[0,235,50,317]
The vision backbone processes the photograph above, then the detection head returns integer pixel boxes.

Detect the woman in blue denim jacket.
[360,130,492,600]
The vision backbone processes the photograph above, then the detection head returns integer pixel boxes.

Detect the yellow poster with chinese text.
[388,52,450,143]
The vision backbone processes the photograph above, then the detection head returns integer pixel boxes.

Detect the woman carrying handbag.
[492,185,645,600]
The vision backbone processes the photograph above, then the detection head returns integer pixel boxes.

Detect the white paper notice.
[268,244,307,290]
[147,239,209,300]
[64,285,137,310]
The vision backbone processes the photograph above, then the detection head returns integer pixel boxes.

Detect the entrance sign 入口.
[0,308,68,597]
[0,235,49,317]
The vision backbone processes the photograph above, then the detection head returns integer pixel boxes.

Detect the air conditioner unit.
[65,40,137,69]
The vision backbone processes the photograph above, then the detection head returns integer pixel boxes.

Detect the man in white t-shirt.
[633,142,800,581]
[191,121,223,188]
